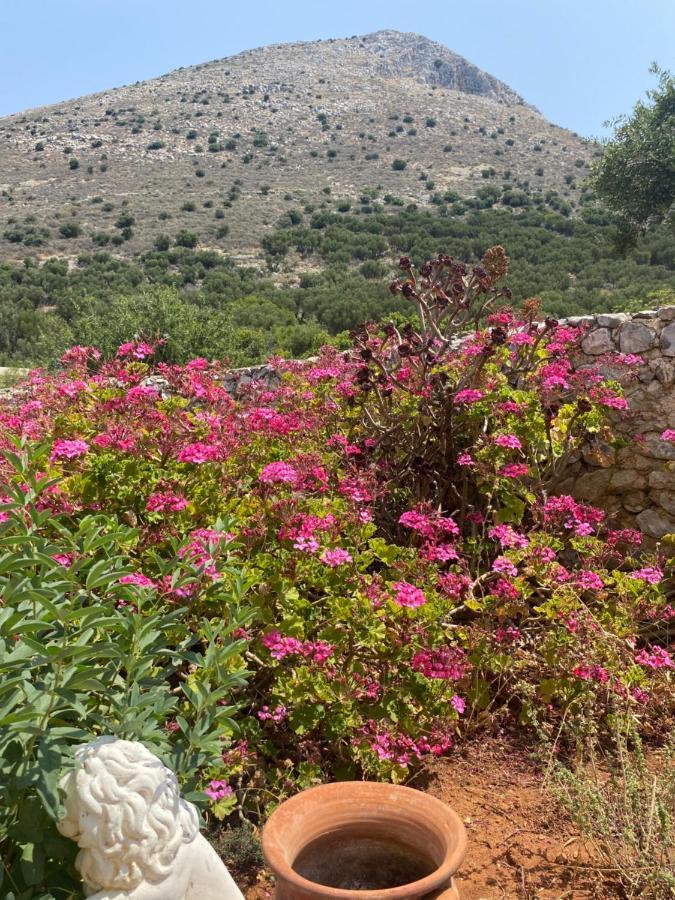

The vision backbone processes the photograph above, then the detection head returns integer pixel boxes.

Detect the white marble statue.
[57,736,244,900]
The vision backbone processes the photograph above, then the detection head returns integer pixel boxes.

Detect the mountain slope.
[0,30,594,262]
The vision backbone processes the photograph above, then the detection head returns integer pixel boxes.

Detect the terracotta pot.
[262,781,466,900]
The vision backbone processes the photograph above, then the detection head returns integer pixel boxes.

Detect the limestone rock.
[651,490,675,517]
[623,491,648,513]
[636,508,675,539]
[597,313,628,328]
[648,469,675,490]
[610,469,646,492]
[581,328,613,355]
[658,306,675,322]
[572,469,611,502]
[618,322,654,354]
[581,440,615,468]
[661,322,675,356]
[650,358,675,387]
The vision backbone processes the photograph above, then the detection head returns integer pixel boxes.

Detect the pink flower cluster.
[454,389,484,405]
[257,704,288,723]
[494,433,522,450]
[576,570,605,591]
[494,626,522,643]
[390,581,427,608]
[204,780,233,802]
[492,556,518,577]
[119,572,157,589]
[629,567,663,585]
[177,442,220,464]
[259,460,300,486]
[542,495,604,536]
[572,663,609,684]
[358,720,453,765]
[635,645,673,669]
[411,646,469,680]
[117,341,156,360]
[321,547,353,567]
[50,438,89,461]
[146,490,188,513]
[399,507,459,540]
[262,630,335,664]
[488,524,528,550]
[499,463,529,478]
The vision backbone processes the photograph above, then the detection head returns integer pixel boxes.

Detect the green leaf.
[20,841,45,886]
[35,738,63,820]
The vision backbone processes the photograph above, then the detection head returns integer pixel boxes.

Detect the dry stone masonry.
[558,306,675,539]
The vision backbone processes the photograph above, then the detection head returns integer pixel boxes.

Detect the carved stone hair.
[57,736,200,892]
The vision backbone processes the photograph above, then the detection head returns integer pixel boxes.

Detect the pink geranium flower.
[204,780,233,802]
[492,556,518,577]
[629,567,663,585]
[391,581,427,608]
[635,645,673,669]
[119,573,157,589]
[450,695,466,714]
[660,429,675,442]
[499,463,528,478]
[494,433,522,450]
[146,491,188,513]
[50,439,89,462]
[454,389,484,405]
[259,461,299,486]
[576,571,605,591]
[177,442,220,464]
[321,548,353,567]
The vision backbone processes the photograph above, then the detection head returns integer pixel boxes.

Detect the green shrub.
[550,729,675,898]
[115,213,135,230]
[0,443,253,896]
[58,222,81,239]
[392,159,407,171]
[175,229,198,248]
[154,233,171,251]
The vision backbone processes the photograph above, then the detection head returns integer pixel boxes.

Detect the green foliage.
[593,66,675,244]
[0,442,254,897]
[175,230,198,248]
[391,159,407,171]
[58,223,80,239]
[0,198,672,368]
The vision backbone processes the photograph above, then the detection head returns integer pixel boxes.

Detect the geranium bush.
[0,246,671,831]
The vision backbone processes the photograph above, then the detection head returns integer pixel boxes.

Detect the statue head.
[57,736,200,893]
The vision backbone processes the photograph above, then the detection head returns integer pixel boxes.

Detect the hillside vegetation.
[0,201,672,366]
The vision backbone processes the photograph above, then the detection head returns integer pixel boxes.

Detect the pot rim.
[262,781,467,899]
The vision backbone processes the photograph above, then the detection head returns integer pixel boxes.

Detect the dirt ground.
[418,738,604,899]
[236,736,611,899]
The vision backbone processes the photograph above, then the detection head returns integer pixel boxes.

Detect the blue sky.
[0,0,672,137]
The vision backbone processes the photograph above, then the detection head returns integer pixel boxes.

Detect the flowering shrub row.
[0,247,671,825]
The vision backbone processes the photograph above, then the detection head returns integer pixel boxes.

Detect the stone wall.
[556,306,675,539]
